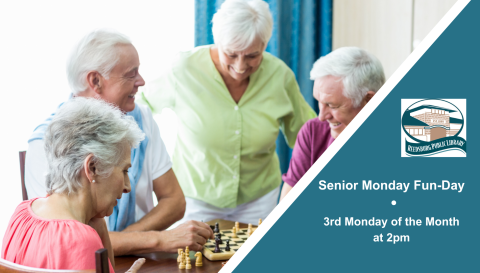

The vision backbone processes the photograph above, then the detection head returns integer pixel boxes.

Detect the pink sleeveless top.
[1,198,114,272]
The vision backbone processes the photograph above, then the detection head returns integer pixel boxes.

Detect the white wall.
[0,0,193,238]
[333,0,457,79]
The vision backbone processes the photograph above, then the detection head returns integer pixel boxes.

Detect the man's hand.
[158,220,214,252]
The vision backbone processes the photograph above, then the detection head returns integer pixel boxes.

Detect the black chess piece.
[209,225,215,232]
[214,237,221,253]
[225,239,231,251]
[214,222,220,233]
[215,233,223,244]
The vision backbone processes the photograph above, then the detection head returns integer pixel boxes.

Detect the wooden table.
[114,220,252,273]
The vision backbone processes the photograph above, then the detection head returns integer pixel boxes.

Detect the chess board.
[202,227,257,261]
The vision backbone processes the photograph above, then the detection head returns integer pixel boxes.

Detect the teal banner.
[405,136,466,156]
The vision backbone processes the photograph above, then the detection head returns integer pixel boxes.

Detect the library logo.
[401,99,466,157]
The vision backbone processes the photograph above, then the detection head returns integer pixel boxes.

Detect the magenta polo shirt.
[282,118,335,187]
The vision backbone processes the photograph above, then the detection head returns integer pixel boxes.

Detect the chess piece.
[247,223,253,237]
[258,218,262,226]
[225,239,231,251]
[232,226,237,238]
[195,252,203,267]
[214,237,221,253]
[177,249,183,263]
[215,233,223,244]
[179,252,186,269]
[185,246,190,259]
[214,222,220,233]
[235,221,239,231]
[209,225,215,232]
[186,256,192,269]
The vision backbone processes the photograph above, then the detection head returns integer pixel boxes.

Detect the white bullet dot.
[392,200,396,205]
[234,106,239,110]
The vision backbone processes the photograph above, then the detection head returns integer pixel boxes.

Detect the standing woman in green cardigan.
[137,0,316,224]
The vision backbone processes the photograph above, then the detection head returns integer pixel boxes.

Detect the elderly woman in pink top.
[2,98,145,272]
[280,47,385,200]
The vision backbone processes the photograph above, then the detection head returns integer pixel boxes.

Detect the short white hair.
[310,47,385,107]
[66,29,132,95]
[44,97,145,195]
[212,0,273,51]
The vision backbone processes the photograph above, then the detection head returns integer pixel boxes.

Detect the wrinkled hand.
[159,220,214,252]
[126,258,145,273]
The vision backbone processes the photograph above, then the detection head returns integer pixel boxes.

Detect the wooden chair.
[0,249,108,273]
[19,151,27,201]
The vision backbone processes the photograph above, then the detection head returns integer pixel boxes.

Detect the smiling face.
[217,39,265,82]
[314,75,365,139]
[92,147,132,218]
[98,44,145,112]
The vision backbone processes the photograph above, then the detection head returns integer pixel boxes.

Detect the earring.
[92,180,96,183]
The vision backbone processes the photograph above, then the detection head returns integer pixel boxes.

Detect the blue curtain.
[195,0,332,175]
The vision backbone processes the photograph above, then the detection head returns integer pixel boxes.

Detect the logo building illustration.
[401,99,466,157]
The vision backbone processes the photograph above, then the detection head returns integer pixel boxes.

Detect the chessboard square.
[229,244,238,247]
[237,232,246,235]
[222,231,232,234]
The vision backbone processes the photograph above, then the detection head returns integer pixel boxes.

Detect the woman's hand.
[88,218,115,267]
[156,220,214,252]
[126,258,146,273]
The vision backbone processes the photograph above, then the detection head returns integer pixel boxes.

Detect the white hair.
[310,47,385,107]
[44,97,145,195]
[66,29,132,95]
[212,0,273,51]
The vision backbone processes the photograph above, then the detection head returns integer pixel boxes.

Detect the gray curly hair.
[212,0,273,51]
[44,97,145,195]
[310,47,385,107]
[66,29,132,95]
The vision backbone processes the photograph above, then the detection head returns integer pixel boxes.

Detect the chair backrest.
[0,248,107,273]
[95,249,108,273]
[19,151,27,201]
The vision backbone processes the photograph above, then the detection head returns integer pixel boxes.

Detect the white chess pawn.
[179,252,186,269]
[232,226,237,238]
[177,249,183,263]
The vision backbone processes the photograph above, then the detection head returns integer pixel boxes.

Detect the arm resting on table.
[123,169,186,232]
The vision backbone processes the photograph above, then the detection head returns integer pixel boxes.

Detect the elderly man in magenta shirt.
[280,47,386,200]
